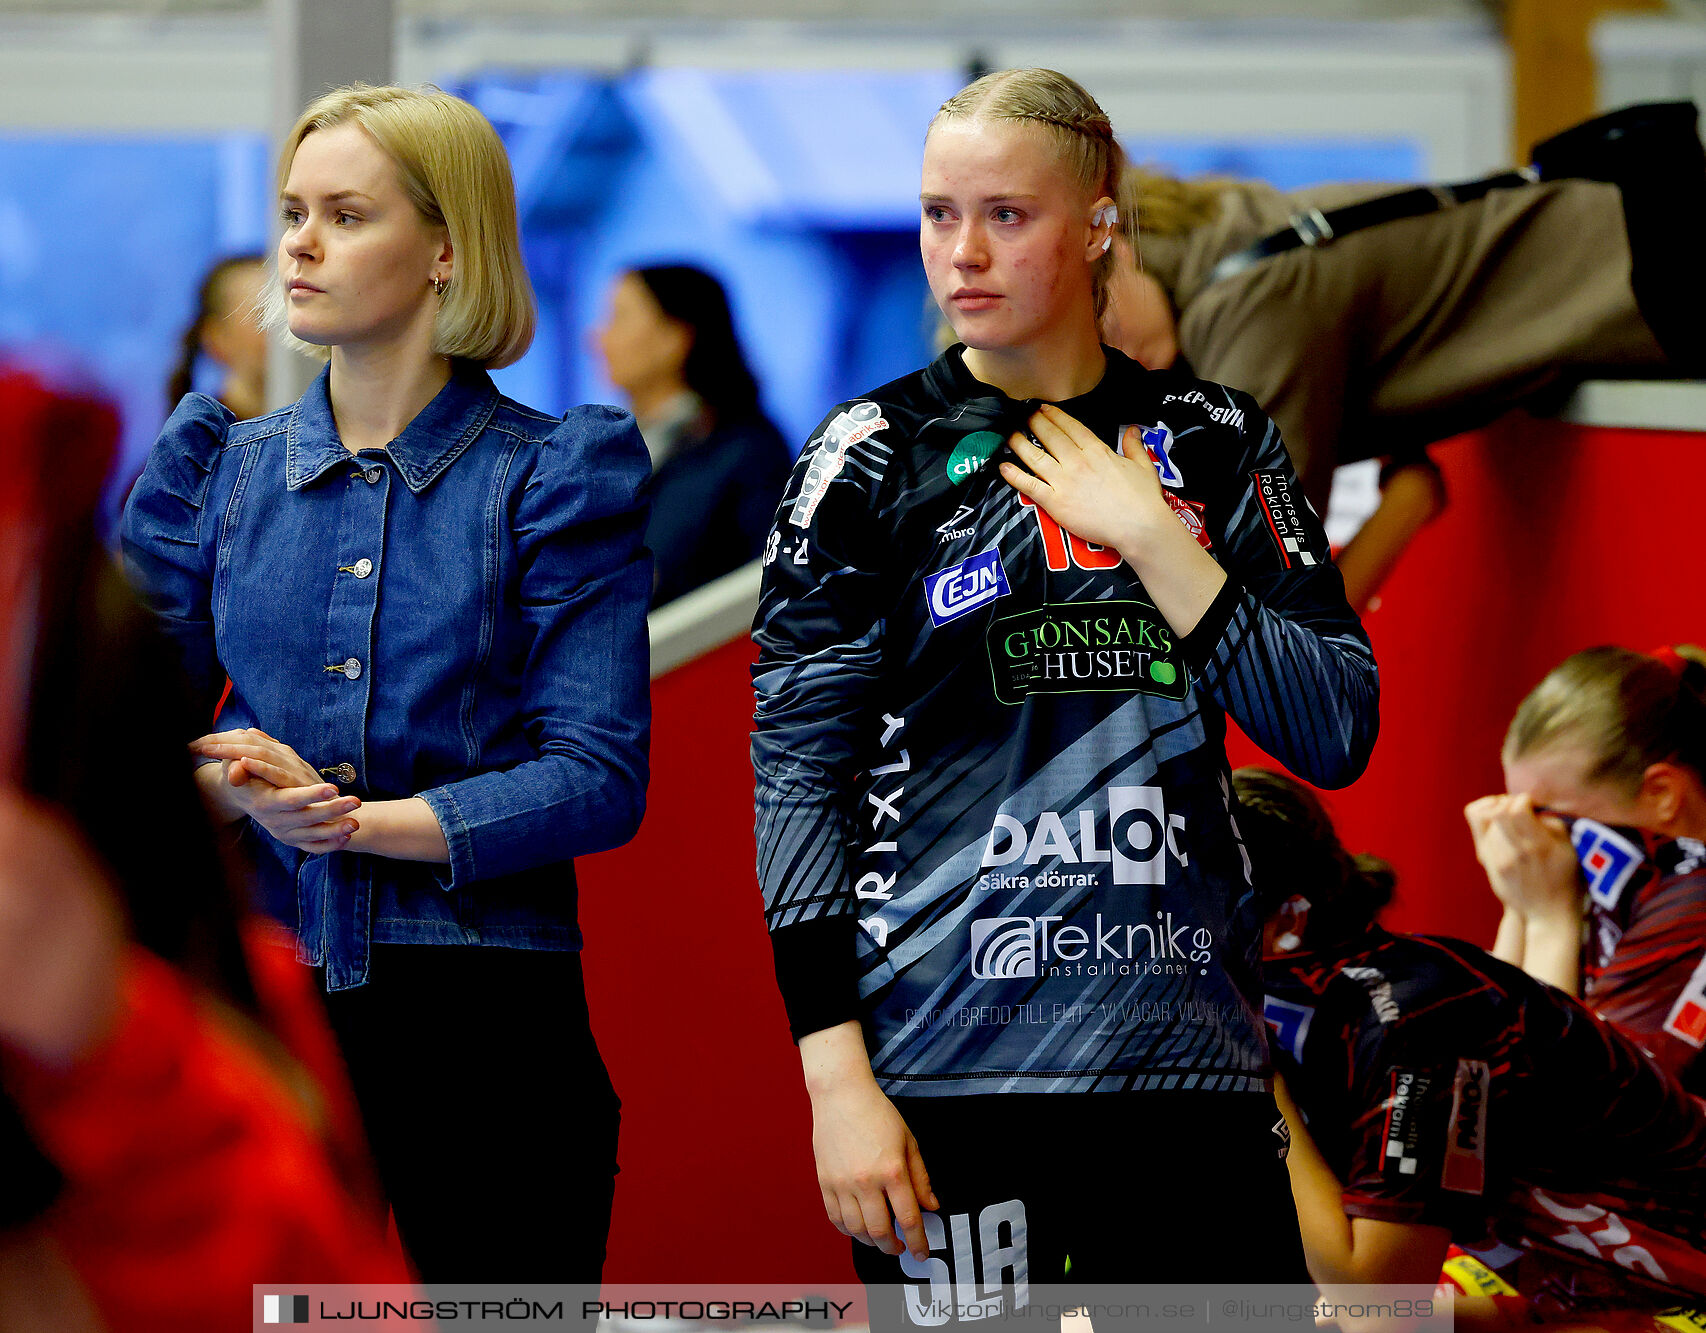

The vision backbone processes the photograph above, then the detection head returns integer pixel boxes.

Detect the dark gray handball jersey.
[751,346,1379,1097]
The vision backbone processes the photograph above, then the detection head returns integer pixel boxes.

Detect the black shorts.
[852,1090,1307,1330]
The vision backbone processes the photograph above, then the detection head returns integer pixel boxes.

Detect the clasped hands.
[192,728,358,855]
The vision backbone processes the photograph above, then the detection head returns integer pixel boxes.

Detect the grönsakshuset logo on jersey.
[987,600,1188,705]
[969,911,1214,981]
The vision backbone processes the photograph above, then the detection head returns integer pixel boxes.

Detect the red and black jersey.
[1572,821,1706,1091]
[1265,925,1706,1313]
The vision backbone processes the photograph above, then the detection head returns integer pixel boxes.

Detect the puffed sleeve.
[1176,388,1379,789]
[119,394,234,717]
[416,407,652,888]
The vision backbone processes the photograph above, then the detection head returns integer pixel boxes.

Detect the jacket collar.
[285,361,501,494]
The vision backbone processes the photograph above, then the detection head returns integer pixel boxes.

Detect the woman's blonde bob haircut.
[932,68,1138,320]
[261,83,536,369]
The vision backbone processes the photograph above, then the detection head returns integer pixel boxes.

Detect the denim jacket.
[121,363,652,991]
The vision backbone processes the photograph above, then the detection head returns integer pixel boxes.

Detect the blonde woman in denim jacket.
[121,85,650,1283]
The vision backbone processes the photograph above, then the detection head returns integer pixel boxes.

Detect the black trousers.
[321,944,620,1284]
[852,1091,1309,1330]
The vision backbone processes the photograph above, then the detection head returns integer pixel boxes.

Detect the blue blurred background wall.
[0,132,269,503]
[0,63,1422,517]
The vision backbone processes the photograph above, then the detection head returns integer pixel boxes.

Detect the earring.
[431,275,446,297]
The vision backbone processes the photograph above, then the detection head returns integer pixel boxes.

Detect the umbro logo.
[936,504,976,544]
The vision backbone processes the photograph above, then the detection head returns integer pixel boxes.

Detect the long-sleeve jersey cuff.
[769,914,863,1043]
[1179,574,1246,674]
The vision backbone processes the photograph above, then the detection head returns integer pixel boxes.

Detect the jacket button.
[364,467,382,484]
[320,763,357,784]
[341,657,362,680]
[353,558,373,578]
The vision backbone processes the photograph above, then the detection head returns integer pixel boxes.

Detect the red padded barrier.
[577,636,852,1284]
[578,412,1703,1283]
[1227,415,1704,941]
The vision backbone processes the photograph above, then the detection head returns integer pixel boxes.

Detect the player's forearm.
[1518,913,1580,996]
[1491,909,1526,968]
[1335,462,1446,615]
[1273,1075,1360,1284]
[1115,513,1229,640]
[799,1020,878,1099]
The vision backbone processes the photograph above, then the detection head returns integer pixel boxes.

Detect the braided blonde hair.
[933,68,1136,319]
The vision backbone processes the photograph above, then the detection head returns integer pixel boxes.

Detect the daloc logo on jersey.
[1570,818,1644,909]
[970,918,1038,979]
[925,549,1010,627]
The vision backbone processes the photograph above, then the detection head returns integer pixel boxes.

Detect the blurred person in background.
[1104,103,1706,611]
[1241,767,1706,1332]
[594,263,791,605]
[122,84,651,1282]
[164,254,269,421]
[0,362,406,1331]
[754,67,1377,1321]
[1466,645,1706,1093]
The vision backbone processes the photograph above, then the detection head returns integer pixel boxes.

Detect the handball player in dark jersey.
[751,68,1378,1322]
[1467,646,1706,1092]
[1238,767,1706,1330]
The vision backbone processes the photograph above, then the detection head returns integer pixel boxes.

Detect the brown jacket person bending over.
[1103,104,1706,609]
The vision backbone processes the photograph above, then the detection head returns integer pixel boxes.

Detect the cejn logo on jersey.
[1570,818,1644,909]
[987,600,1187,705]
[925,549,1011,627]
[970,910,1213,981]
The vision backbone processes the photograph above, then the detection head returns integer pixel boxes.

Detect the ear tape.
[1094,204,1119,253]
